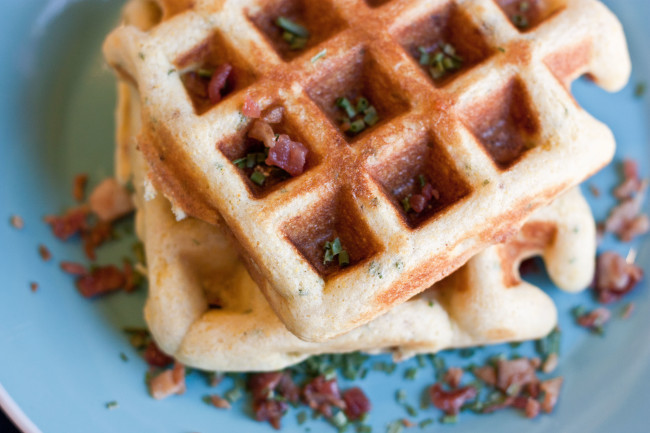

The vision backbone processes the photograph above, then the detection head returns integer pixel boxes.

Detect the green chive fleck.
[404,367,418,380]
[419,419,434,428]
[418,174,426,187]
[105,401,119,410]
[401,196,412,213]
[311,49,327,63]
[297,411,308,425]
[635,82,646,98]
[250,171,266,186]
[396,389,407,403]
[349,119,366,133]
[440,414,458,424]
[336,97,357,118]
[275,16,310,38]
[387,420,404,433]
[120,352,128,362]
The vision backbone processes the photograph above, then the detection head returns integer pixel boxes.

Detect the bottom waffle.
[118,78,596,372]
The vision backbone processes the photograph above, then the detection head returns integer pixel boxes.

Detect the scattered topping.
[181,63,233,107]
[204,394,232,410]
[335,96,379,136]
[38,244,52,261]
[621,302,635,319]
[342,387,371,421]
[89,178,134,222]
[9,214,24,229]
[249,372,299,429]
[82,221,113,260]
[60,261,87,276]
[473,366,497,387]
[574,306,611,334]
[604,160,649,241]
[594,251,643,303]
[243,96,262,118]
[76,265,126,298]
[266,134,309,176]
[539,377,563,413]
[589,184,601,197]
[275,16,310,50]
[541,353,558,374]
[495,358,538,395]
[310,49,327,63]
[444,367,463,389]
[208,63,233,104]
[73,173,88,202]
[30,282,39,292]
[417,43,463,81]
[429,383,477,415]
[150,362,186,400]
[45,207,88,240]
[302,375,346,418]
[105,401,119,410]
[511,1,531,29]
[323,237,350,266]
[144,341,174,368]
[635,82,646,98]
[401,175,439,214]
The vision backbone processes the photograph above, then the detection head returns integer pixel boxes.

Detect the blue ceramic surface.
[0,1,649,432]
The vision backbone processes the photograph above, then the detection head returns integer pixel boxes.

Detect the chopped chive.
[363,106,379,126]
[418,418,434,428]
[331,410,348,429]
[324,248,335,264]
[311,49,327,63]
[635,82,646,98]
[405,404,418,417]
[509,342,522,348]
[297,411,308,425]
[233,157,246,168]
[401,196,412,213]
[440,414,458,424]
[428,300,435,307]
[349,119,366,133]
[336,97,357,118]
[387,420,404,433]
[357,426,372,433]
[520,1,530,12]
[197,68,213,78]
[512,14,529,28]
[404,368,418,380]
[120,352,129,362]
[416,354,426,368]
[571,306,586,320]
[250,171,266,186]
[356,97,370,113]
[331,237,343,255]
[338,250,350,266]
[246,153,257,168]
[396,389,407,403]
[290,37,308,50]
[105,401,119,410]
[458,348,475,358]
[418,46,431,65]
[418,174,426,187]
[497,46,506,53]
[225,386,243,403]
[275,16,310,38]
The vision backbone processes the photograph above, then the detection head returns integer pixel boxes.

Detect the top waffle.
[104,0,630,341]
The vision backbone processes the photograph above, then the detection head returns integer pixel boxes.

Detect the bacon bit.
[277,373,300,404]
[576,307,611,331]
[209,373,224,387]
[249,120,276,148]
[342,387,371,421]
[243,95,261,118]
[529,357,542,370]
[512,396,540,418]
[38,244,52,261]
[266,134,308,176]
[150,362,186,400]
[76,265,125,298]
[89,178,134,222]
[73,174,88,202]
[253,398,287,430]
[542,353,558,374]
[595,251,643,303]
[183,72,208,99]
[540,377,563,413]
[589,184,601,197]
[429,384,477,415]
[619,214,650,242]
[144,341,174,367]
[45,206,88,240]
[82,221,113,260]
[302,376,346,418]
[605,176,649,241]
[60,261,87,276]
[402,419,415,427]
[614,160,642,199]
[422,183,439,201]
[409,194,427,213]
[208,394,232,410]
[482,396,515,414]
[622,302,635,319]
[444,367,464,389]
[10,215,24,230]
[473,365,497,386]
[496,358,538,394]
[249,372,284,400]
[262,106,284,124]
[30,282,39,292]
[208,63,233,104]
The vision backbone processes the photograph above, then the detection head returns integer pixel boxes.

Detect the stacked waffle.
[105,0,629,371]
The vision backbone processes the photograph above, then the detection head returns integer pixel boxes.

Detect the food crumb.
[10,215,24,229]
[38,244,52,261]
[30,282,39,292]
[73,173,89,202]
[589,184,600,197]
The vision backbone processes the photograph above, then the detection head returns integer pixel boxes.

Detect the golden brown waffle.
[105,0,629,341]
[117,72,595,371]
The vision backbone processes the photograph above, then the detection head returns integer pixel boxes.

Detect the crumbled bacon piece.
[144,341,174,367]
[576,307,611,331]
[10,215,24,230]
[38,244,52,261]
[82,221,113,260]
[595,251,643,303]
[243,95,261,118]
[605,175,649,241]
[512,396,540,418]
[496,358,538,394]
[45,207,88,240]
[248,120,276,148]
[253,398,287,430]
[122,259,138,293]
[302,376,346,418]
[73,173,88,202]
[277,373,299,404]
[409,194,427,213]
[208,63,233,104]
[473,365,497,386]
[422,183,439,201]
[402,419,415,428]
[429,384,477,415]
[150,362,186,400]
[540,377,563,413]
[589,184,601,197]
[342,387,371,421]
[266,134,308,176]
[76,265,125,298]
[183,72,208,99]
[208,394,232,410]
[60,261,87,276]
[444,367,464,389]
[481,396,515,413]
[30,282,39,292]
[249,372,284,400]
[614,159,643,199]
[89,178,134,222]
[619,214,650,242]
[262,106,284,124]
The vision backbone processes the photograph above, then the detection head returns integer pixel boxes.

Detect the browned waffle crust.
[104,0,630,341]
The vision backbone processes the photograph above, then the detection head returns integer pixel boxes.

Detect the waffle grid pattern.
[105,0,629,341]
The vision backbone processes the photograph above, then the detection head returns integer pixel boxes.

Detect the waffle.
[104,0,629,341]
[118,71,595,371]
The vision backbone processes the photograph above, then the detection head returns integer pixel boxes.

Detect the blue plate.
[1,1,649,432]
